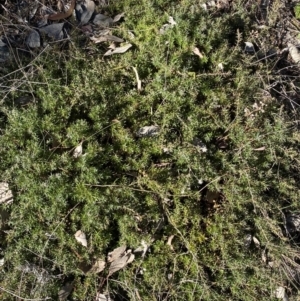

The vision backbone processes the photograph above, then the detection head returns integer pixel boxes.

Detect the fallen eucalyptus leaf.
[78,0,95,25]
[58,282,73,300]
[261,249,267,263]
[89,259,106,274]
[91,36,109,43]
[75,230,87,247]
[39,23,64,40]
[104,44,132,56]
[275,286,289,301]
[128,31,135,39]
[136,125,160,137]
[288,43,300,64]
[0,182,13,204]
[192,47,204,59]
[93,14,114,27]
[113,12,125,23]
[96,293,112,301]
[126,251,135,264]
[108,245,126,262]
[252,236,260,248]
[217,62,224,71]
[108,251,134,276]
[91,35,124,43]
[253,146,266,151]
[73,143,83,158]
[26,30,40,48]
[244,42,255,54]
[108,255,128,276]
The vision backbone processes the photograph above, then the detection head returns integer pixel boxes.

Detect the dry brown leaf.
[261,249,267,263]
[0,182,13,204]
[90,35,124,44]
[75,230,87,247]
[73,143,82,158]
[126,252,135,264]
[113,12,125,23]
[136,125,160,137]
[104,44,132,56]
[193,47,204,59]
[96,293,112,301]
[108,245,126,262]
[108,43,116,50]
[108,255,128,276]
[275,286,288,300]
[253,146,266,151]
[89,259,106,274]
[288,43,300,64]
[90,36,108,43]
[58,282,73,301]
[252,236,260,248]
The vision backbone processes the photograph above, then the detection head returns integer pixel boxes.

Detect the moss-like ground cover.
[0,0,300,300]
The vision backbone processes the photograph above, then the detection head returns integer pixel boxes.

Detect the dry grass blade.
[167,235,175,251]
[132,66,142,91]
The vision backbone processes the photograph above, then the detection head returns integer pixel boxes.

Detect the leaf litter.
[136,125,160,137]
[73,143,83,158]
[75,230,87,247]
[108,245,127,262]
[107,246,135,276]
[0,182,13,205]
[103,44,132,56]
[160,16,177,34]
[58,282,73,301]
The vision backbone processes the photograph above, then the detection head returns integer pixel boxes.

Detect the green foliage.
[0,0,300,300]
[294,4,300,19]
